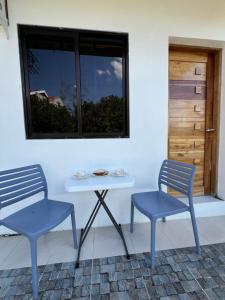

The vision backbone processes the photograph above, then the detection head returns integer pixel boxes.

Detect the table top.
[65,174,135,192]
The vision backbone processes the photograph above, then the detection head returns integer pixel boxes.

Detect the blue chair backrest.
[158,160,196,197]
[0,164,48,209]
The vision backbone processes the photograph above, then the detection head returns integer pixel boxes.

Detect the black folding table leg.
[76,228,83,268]
[75,190,108,268]
[95,191,130,259]
[81,190,108,243]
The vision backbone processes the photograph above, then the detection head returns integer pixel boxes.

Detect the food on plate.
[93,169,109,176]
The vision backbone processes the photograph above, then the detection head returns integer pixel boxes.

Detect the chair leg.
[71,209,78,249]
[130,201,134,233]
[29,239,38,299]
[190,209,201,255]
[162,217,166,222]
[151,220,156,269]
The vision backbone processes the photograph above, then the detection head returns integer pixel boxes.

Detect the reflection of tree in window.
[82,95,124,133]
[28,50,39,75]
[30,95,76,133]
[80,53,125,134]
[59,81,76,112]
[27,44,78,133]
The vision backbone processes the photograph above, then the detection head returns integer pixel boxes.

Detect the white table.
[65,174,135,267]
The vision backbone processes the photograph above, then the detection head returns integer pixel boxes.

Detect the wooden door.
[168,48,220,196]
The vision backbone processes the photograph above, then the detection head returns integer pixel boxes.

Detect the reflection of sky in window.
[80,56,123,102]
[29,49,76,109]
[29,49,123,107]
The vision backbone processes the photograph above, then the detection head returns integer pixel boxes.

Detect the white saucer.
[73,174,90,180]
[110,172,127,177]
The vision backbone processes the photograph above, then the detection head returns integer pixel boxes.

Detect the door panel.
[169,150,204,165]
[169,100,205,119]
[169,50,208,63]
[169,49,208,196]
[169,47,220,196]
[169,138,205,151]
[169,120,205,136]
[169,61,207,81]
[170,81,206,100]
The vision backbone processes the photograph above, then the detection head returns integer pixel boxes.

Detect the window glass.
[80,40,125,134]
[27,35,77,134]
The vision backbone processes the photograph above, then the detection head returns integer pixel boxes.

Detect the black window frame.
[18,25,129,139]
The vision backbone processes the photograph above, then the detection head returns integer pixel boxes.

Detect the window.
[18,26,129,139]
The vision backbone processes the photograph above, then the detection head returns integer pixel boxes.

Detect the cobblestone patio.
[1,243,225,299]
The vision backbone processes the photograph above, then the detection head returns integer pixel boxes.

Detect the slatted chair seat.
[0,164,78,299]
[132,191,189,220]
[130,160,201,269]
[1,199,73,238]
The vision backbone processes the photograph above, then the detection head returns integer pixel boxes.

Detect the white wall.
[1,0,225,233]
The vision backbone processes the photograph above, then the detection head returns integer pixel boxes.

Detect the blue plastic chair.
[0,164,78,299]
[130,160,201,268]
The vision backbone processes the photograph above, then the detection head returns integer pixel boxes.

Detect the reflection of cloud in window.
[97,69,111,76]
[110,58,122,80]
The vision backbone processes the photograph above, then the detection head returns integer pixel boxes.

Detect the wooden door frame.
[169,45,222,196]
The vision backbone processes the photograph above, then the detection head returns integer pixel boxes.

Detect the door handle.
[206,128,215,132]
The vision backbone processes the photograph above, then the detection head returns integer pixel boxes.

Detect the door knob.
[206,128,215,132]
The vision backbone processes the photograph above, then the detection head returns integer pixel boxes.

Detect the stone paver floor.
[1,242,225,299]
